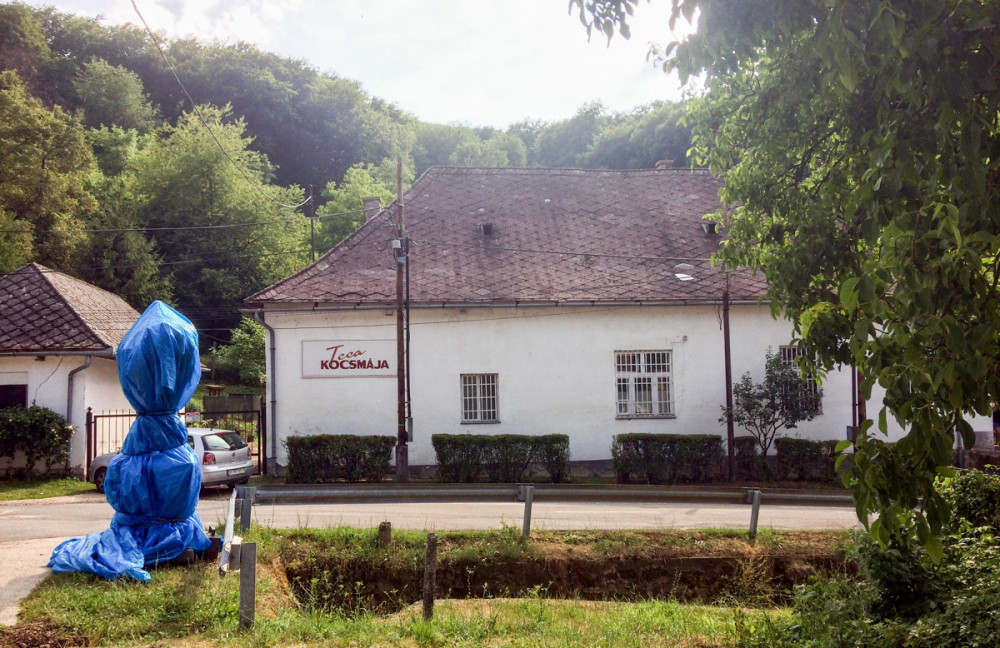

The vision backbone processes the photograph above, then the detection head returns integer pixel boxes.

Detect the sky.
[25,0,695,128]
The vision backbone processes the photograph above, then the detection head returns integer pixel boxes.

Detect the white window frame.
[615,350,674,418]
[779,345,822,413]
[460,373,499,423]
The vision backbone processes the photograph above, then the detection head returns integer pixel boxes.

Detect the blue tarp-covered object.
[49,301,210,581]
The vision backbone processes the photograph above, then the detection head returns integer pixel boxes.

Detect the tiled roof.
[246,167,768,308]
[0,263,140,354]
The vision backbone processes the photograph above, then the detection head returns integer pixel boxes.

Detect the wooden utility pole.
[723,285,735,480]
[394,156,409,483]
[308,184,315,263]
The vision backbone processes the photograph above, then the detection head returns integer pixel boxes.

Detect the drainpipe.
[67,356,92,477]
[67,356,92,424]
[253,310,278,475]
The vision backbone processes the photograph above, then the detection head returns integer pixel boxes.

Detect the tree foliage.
[128,105,308,333]
[0,69,95,272]
[209,316,266,386]
[314,159,412,254]
[575,0,1000,554]
[723,350,823,457]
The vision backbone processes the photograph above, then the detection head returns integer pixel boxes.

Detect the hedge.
[732,435,762,481]
[432,433,570,483]
[284,434,395,483]
[0,405,74,477]
[774,437,842,483]
[611,433,722,484]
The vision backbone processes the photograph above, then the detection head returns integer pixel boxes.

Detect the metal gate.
[85,404,267,478]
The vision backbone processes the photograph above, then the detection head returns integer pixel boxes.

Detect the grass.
[0,477,95,501]
[16,560,786,647]
[8,525,837,647]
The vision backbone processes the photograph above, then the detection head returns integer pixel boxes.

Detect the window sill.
[616,414,677,420]
[461,420,501,425]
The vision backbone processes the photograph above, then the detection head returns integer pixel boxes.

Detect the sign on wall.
[302,340,396,378]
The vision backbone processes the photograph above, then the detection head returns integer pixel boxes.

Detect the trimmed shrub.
[0,405,74,477]
[611,433,723,484]
[732,435,762,481]
[432,433,571,483]
[284,434,394,483]
[533,434,570,483]
[432,434,483,483]
[482,434,535,483]
[775,437,841,482]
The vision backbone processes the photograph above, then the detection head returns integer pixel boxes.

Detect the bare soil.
[280,530,852,615]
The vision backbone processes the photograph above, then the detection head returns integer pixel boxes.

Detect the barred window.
[779,345,822,412]
[616,351,673,418]
[461,374,498,423]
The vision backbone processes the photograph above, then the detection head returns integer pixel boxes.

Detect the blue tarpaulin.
[48,301,210,581]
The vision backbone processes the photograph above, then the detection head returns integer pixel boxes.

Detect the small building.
[0,263,139,475]
[245,166,907,475]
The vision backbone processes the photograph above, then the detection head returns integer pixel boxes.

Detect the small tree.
[209,317,266,386]
[722,350,823,458]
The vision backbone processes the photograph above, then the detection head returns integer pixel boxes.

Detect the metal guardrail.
[244,482,854,506]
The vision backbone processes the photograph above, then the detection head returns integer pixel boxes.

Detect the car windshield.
[200,432,247,451]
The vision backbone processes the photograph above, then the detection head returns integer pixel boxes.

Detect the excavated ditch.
[276,531,852,616]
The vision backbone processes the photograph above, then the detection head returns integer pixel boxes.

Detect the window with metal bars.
[779,345,822,412]
[461,374,499,423]
[615,351,673,418]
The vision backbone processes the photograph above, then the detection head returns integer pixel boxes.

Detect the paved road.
[0,490,863,626]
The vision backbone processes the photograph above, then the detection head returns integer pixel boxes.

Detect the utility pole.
[723,280,735,480]
[394,156,409,483]
[308,184,315,263]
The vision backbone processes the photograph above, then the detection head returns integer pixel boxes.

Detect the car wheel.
[93,467,107,494]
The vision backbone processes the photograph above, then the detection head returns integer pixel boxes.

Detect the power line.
[129,0,310,212]
[0,208,364,236]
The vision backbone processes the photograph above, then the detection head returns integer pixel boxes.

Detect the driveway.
[0,489,863,626]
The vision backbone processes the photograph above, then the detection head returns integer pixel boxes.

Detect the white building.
[245,167,911,474]
[0,263,138,476]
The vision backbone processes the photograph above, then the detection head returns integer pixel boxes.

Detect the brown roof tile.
[0,263,140,354]
[246,167,768,308]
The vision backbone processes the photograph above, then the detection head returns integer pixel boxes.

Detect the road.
[0,489,863,626]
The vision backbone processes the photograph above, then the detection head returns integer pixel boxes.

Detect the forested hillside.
[0,2,692,342]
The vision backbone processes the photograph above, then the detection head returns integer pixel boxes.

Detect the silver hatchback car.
[88,428,254,493]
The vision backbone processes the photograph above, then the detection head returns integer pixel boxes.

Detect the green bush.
[432,434,571,483]
[432,434,483,483]
[533,434,570,483]
[611,434,722,484]
[284,434,394,483]
[0,406,74,477]
[940,468,1000,533]
[775,437,841,482]
[481,435,535,483]
[732,435,762,481]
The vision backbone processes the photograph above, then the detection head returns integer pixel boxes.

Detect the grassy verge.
[9,525,839,647]
[16,566,784,647]
[0,477,94,501]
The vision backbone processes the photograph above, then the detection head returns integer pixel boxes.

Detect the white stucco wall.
[262,303,959,471]
[0,355,130,475]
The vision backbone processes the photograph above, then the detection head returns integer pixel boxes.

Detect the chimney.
[362,196,381,221]
[655,160,674,170]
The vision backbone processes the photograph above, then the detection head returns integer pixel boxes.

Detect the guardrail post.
[748,489,761,543]
[521,484,534,540]
[239,486,255,533]
[239,542,256,629]
[219,488,238,577]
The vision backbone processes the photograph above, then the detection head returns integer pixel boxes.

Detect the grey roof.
[246,167,768,308]
[0,263,140,355]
